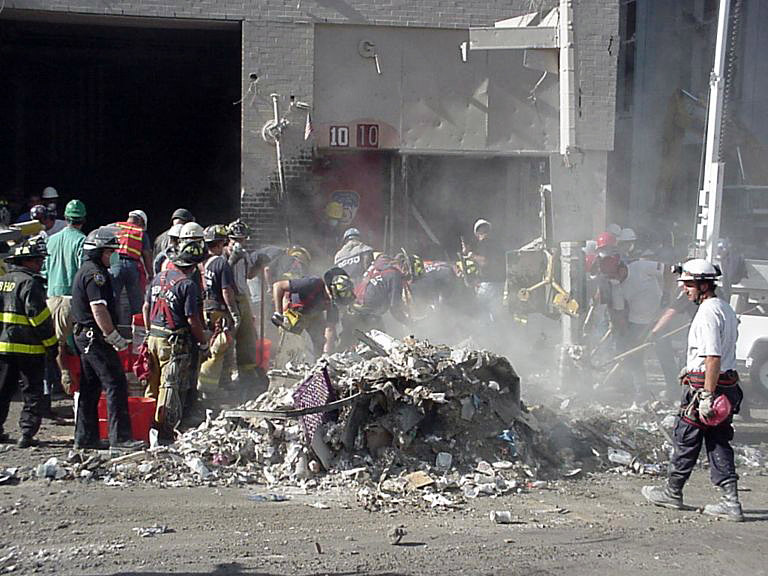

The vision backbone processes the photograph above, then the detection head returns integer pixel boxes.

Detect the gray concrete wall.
[5,0,619,244]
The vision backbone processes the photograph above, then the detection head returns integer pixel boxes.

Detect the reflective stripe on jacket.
[0,266,58,355]
[115,221,145,260]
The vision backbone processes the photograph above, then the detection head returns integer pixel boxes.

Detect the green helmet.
[7,235,48,261]
[64,199,87,222]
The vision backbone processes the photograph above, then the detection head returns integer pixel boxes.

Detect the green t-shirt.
[45,226,86,297]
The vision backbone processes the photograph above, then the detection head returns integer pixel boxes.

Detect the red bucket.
[254,338,271,371]
[117,348,136,373]
[62,350,81,394]
[98,395,156,442]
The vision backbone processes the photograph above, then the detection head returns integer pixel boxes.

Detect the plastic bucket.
[98,395,156,442]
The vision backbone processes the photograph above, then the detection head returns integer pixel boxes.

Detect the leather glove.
[104,330,130,352]
[698,390,715,420]
[271,312,285,329]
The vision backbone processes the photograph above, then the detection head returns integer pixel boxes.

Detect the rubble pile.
[20,331,768,507]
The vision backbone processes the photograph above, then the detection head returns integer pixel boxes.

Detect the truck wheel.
[749,350,768,401]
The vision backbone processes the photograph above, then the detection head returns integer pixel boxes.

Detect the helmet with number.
[168,223,184,240]
[227,218,250,239]
[84,226,120,252]
[327,272,355,305]
[676,258,721,282]
[7,235,48,261]
[180,222,204,241]
[172,239,206,266]
[455,256,479,279]
[30,205,50,222]
[343,228,360,242]
[287,245,311,265]
[203,224,229,244]
[64,199,87,222]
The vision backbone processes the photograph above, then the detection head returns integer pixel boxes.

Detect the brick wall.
[6,0,619,245]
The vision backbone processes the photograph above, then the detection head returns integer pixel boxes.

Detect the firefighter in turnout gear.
[71,227,144,451]
[340,254,410,348]
[271,268,355,357]
[0,236,58,448]
[642,259,745,521]
[225,219,261,389]
[333,228,374,283]
[142,239,207,442]
[197,225,240,396]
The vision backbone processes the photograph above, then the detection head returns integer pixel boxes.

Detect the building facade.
[2,0,619,257]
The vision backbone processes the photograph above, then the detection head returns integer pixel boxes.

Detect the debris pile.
[25,331,768,506]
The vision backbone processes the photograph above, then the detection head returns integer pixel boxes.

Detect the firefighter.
[111,210,153,325]
[333,227,375,283]
[153,223,183,274]
[225,219,260,388]
[642,259,745,522]
[142,239,208,442]
[271,267,355,357]
[71,227,144,451]
[340,254,410,348]
[0,236,58,447]
[197,225,241,395]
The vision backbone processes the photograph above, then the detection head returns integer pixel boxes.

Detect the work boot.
[110,439,146,452]
[703,481,744,522]
[16,435,37,449]
[642,482,684,510]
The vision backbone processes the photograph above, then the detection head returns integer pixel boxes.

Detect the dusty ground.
[1,397,768,576]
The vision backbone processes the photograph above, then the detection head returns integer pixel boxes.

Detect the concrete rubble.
[18,330,768,509]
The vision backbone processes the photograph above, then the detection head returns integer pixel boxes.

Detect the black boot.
[703,480,744,522]
[642,477,685,510]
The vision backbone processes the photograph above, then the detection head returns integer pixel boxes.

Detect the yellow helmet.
[287,245,311,264]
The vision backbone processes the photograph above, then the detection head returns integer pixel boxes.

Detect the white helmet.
[606,223,622,237]
[42,186,59,200]
[180,221,204,240]
[129,209,148,228]
[677,258,721,282]
[619,227,637,242]
[168,223,184,239]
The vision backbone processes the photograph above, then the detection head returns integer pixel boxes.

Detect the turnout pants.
[145,333,190,434]
[47,296,75,394]
[74,330,133,446]
[668,384,743,487]
[0,354,45,438]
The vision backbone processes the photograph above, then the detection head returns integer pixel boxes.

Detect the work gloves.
[698,390,715,420]
[104,330,130,352]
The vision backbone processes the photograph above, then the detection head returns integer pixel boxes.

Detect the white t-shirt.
[685,296,739,372]
[613,260,664,325]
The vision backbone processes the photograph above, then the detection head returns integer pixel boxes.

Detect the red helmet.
[596,232,617,250]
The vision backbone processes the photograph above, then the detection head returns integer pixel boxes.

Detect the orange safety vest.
[115,221,145,261]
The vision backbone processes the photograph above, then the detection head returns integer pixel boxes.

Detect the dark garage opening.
[0,13,242,237]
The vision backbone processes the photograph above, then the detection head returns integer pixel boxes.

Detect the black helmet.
[227,218,250,239]
[6,235,48,261]
[171,208,194,223]
[203,225,229,244]
[324,268,355,305]
[83,226,120,252]
[172,239,206,266]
